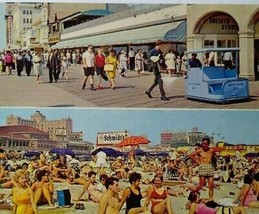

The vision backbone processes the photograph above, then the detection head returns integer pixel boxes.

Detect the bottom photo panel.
[0,108,258,214]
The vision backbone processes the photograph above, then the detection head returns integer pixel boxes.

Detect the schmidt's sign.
[96,131,129,146]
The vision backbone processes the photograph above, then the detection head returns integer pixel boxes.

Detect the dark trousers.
[147,73,165,97]
[56,66,61,79]
[129,57,135,71]
[16,60,24,76]
[25,62,32,76]
[49,67,57,82]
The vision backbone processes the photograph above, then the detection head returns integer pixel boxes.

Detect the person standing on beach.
[145,40,169,101]
[98,177,120,214]
[188,137,216,200]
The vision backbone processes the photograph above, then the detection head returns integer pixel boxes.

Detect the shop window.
[217,40,237,48]
[204,40,214,48]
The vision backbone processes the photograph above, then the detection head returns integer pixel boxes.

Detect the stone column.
[239,30,255,80]
[186,35,195,51]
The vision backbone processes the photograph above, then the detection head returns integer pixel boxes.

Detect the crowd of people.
[0,41,189,99]
[0,138,258,214]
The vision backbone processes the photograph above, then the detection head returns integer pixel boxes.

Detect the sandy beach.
[0,173,258,214]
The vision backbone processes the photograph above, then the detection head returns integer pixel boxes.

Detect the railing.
[62,4,171,34]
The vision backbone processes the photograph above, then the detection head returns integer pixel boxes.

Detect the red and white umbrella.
[117,136,150,147]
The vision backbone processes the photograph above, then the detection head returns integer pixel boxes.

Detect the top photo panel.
[1,3,259,108]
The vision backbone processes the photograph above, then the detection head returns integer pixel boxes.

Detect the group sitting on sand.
[0,142,258,214]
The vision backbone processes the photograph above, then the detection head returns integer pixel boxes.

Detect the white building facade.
[187,4,259,80]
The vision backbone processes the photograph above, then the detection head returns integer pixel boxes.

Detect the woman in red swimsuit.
[144,174,174,214]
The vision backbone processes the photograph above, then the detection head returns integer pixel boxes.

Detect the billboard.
[70,131,83,141]
[96,131,129,146]
[161,132,173,142]
[55,129,67,136]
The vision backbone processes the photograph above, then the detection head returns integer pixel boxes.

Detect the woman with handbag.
[105,49,118,90]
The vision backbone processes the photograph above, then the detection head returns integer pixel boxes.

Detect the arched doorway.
[194,12,239,65]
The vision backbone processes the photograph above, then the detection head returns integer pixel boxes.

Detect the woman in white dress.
[33,51,42,84]
[164,50,176,76]
[135,49,144,76]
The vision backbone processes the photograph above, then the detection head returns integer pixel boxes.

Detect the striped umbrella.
[117,136,150,147]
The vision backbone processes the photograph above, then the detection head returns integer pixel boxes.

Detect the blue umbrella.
[50,148,75,157]
[24,151,40,157]
[92,147,124,157]
[134,148,147,156]
[150,152,169,157]
[245,152,259,158]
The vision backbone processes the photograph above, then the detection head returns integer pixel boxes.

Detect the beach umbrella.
[91,147,124,157]
[117,136,150,147]
[245,152,259,158]
[24,151,40,157]
[50,148,75,157]
[134,148,147,156]
[150,152,169,157]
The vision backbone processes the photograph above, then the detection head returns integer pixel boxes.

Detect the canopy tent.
[52,21,186,49]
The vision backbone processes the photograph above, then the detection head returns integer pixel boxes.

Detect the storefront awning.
[52,21,186,49]
[164,21,186,42]
[81,9,113,17]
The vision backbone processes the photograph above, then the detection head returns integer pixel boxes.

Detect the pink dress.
[196,204,216,214]
[243,189,257,207]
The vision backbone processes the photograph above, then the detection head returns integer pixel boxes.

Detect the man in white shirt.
[128,48,135,71]
[96,148,108,168]
[223,51,233,70]
[82,45,96,90]
[72,51,77,66]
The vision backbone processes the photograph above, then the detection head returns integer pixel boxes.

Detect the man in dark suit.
[145,40,169,101]
[47,48,59,83]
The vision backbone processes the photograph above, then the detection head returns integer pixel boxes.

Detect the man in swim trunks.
[98,177,120,214]
[188,137,216,200]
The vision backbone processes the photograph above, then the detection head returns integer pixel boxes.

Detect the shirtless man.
[98,177,120,214]
[188,137,216,200]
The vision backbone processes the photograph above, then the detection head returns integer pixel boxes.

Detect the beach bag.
[104,64,114,71]
[216,206,235,214]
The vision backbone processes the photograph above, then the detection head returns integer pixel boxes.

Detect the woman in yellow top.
[105,49,118,89]
[12,169,38,214]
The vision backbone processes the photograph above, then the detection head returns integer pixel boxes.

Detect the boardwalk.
[0,65,259,108]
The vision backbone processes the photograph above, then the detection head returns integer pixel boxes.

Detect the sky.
[0,2,6,50]
[0,108,259,145]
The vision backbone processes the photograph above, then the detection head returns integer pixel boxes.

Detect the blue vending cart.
[185,48,249,103]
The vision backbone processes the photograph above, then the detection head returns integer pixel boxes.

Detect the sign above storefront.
[200,15,238,34]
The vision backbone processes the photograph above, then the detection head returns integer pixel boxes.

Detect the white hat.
[117,156,122,159]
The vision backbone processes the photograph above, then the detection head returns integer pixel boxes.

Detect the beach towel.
[216,206,235,214]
